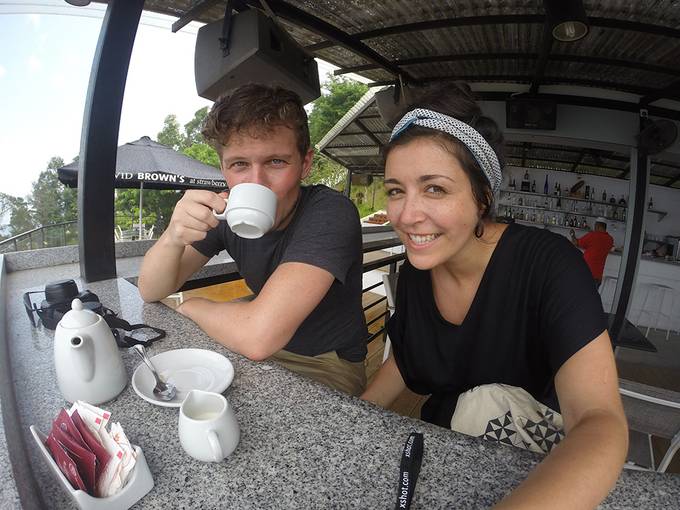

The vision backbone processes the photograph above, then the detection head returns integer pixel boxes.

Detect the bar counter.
[2,243,680,509]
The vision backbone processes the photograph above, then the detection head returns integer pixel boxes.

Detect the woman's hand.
[360,353,407,408]
[495,332,627,509]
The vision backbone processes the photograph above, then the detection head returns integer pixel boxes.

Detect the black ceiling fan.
[637,119,679,155]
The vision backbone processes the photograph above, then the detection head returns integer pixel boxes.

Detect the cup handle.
[207,430,224,462]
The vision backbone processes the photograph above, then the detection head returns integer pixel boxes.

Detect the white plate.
[131,348,234,408]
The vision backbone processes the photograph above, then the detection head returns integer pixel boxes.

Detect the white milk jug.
[54,298,127,404]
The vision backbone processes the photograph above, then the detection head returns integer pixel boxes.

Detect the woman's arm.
[360,353,407,408]
[495,331,628,509]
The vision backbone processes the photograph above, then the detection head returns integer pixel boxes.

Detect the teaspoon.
[132,344,177,401]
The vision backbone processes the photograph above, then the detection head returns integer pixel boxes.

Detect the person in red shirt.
[570,217,614,288]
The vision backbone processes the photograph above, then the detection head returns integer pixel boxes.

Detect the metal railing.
[0,214,166,253]
[0,221,78,254]
[174,235,406,346]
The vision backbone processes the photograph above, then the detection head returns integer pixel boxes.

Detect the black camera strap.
[395,432,424,510]
[103,313,166,348]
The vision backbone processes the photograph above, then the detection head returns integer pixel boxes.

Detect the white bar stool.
[635,283,677,340]
[599,276,618,313]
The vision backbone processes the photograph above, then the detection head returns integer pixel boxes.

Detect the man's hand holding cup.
[165,190,229,248]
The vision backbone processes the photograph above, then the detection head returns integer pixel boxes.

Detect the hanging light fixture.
[543,0,589,42]
[65,0,91,6]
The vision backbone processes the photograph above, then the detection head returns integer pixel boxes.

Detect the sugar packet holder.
[30,426,154,510]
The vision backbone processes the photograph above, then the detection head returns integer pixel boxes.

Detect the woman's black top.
[387,223,607,427]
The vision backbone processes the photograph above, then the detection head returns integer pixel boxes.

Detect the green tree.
[30,157,78,228]
[184,107,209,147]
[115,189,183,233]
[308,75,369,146]
[7,196,34,237]
[183,143,220,168]
[304,75,368,189]
[157,114,184,151]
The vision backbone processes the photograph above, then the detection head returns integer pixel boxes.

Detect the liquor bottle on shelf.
[648,196,654,210]
[531,180,536,193]
[509,178,516,190]
[602,189,607,202]
[521,171,531,191]
[553,183,558,196]
[544,175,549,194]
[584,185,590,200]
[618,195,627,206]
[556,196,562,209]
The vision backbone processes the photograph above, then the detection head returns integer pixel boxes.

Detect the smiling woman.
[362,82,629,509]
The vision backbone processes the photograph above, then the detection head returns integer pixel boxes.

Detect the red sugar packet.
[51,424,96,495]
[54,409,87,446]
[45,434,88,493]
[71,410,110,485]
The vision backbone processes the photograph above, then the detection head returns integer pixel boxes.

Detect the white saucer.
[131,348,234,408]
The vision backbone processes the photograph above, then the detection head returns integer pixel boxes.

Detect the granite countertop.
[2,254,680,508]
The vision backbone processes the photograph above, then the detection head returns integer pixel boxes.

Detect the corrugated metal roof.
[97,1,680,107]
[89,0,680,186]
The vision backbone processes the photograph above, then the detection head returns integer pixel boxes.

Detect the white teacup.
[178,390,240,462]
[213,183,277,239]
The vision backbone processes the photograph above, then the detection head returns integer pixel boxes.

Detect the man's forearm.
[495,410,627,509]
[177,297,287,361]
[138,233,187,302]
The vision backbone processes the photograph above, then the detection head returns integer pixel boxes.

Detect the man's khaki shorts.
[270,349,366,397]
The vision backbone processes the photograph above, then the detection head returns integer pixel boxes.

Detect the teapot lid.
[59,299,100,328]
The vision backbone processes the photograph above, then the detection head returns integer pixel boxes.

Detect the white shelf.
[501,189,668,223]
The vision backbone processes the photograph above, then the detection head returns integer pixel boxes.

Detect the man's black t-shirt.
[192,185,368,362]
[387,223,607,427]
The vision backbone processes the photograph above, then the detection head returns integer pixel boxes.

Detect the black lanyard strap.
[395,432,424,510]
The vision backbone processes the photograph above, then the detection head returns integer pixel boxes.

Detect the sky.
[0,1,343,200]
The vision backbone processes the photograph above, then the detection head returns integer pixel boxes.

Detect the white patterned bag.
[450,384,564,454]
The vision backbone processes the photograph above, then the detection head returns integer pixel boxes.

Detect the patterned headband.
[389,108,502,195]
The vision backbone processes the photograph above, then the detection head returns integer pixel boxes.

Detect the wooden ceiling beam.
[529,22,554,94]
[478,91,680,123]
[639,79,680,106]
[245,0,417,83]
[308,16,680,52]
[172,0,224,33]
[334,54,680,79]
[369,75,660,98]
[354,119,385,147]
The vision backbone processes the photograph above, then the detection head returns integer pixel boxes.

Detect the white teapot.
[54,298,127,404]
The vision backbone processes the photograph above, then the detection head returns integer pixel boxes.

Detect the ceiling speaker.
[195,9,321,104]
[506,98,557,130]
[637,119,678,155]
